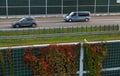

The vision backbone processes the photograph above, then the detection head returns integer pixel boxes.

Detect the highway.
[0,16,120,29]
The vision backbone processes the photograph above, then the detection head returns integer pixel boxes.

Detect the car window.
[78,13,89,16]
[21,19,28,23]
[71,13,77,16]
[19,18,25,22]
[27,18,34,21]
[69,12,74,16]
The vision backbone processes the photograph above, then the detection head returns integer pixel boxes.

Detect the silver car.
[64,11,91,22]
[12,17,37,28]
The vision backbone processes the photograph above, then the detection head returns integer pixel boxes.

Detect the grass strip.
[0,34,120,47]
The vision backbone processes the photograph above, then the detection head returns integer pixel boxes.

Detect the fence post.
[6,0,8,18]
[28,0,31,16]
[108,0,110,14]
[79,43,84,76]
[94,0,96,14]
[61,0,63,14]
[118,25,120,31]
[45,0,48,17]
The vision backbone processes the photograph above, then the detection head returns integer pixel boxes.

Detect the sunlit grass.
[0,34,119,47]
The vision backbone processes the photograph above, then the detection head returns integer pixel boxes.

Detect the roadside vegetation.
[0,24,119,47]
[0,33,120,47]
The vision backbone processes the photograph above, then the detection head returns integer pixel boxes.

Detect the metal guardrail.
[0,24,119,32]
[0,25,119,40]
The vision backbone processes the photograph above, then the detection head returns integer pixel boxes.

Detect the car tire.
[68,19,72,22]
[85,18,89,22]
[15,24,20,28]
[31,24,36,27]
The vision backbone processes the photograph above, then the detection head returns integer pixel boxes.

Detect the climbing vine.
[23,44,79,76]
[84,42,107,76]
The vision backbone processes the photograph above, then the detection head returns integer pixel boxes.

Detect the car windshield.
[69,12,74,16]
[19,18,25,21]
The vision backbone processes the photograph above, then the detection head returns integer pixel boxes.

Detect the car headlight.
[66,16,69,19]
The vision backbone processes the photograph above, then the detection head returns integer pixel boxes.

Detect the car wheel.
[15,24,20,28]
[85,18,89,22]
[68,19,72,22]
[31,24,36,27]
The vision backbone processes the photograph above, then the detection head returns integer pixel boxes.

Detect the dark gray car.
[12,17,37,28]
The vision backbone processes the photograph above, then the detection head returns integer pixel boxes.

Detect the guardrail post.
[79,43,84,76]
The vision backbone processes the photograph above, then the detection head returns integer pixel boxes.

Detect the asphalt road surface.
[0,15,120,29]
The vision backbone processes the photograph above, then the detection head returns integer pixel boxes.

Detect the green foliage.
[0,51,6,76]
[84,42,107,76]
[0,48,15,76]
[6,48,15,76]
